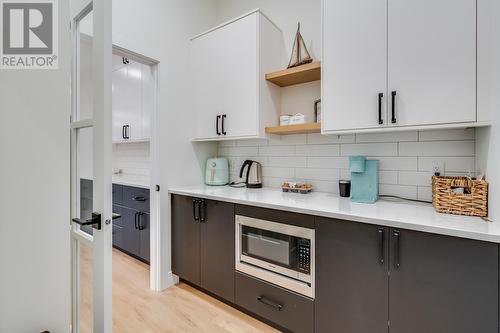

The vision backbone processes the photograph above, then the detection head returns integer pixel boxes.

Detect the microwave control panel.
[298,239,311,273]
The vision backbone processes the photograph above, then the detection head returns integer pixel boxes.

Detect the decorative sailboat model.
[287,22,313,69]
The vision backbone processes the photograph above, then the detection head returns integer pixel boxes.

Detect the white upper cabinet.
[112,58,153,142]
[191,10,282,141]
[387,0,476,127]
[322,0,479,134]
[322,0,388,132]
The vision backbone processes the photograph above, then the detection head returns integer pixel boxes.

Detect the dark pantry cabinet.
[172,194,235,302]
[80,182,150,263]
[316,217,499,333]
[112,184,150,264]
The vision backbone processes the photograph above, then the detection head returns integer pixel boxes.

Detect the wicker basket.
[432,176,488,217]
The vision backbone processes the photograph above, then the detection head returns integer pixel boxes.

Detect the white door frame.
[70,0,113,332]
[111,45,162,291]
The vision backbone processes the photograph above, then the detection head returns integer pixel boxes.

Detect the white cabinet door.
[191,27,222,140]
[112,61,144,141]
[112,66,128,141]
[322,0,388,132]
[191,12,260,140]
[125,61,143,140]
[388,0,476,127]
[141,63,154,140]
[218,13,258,138]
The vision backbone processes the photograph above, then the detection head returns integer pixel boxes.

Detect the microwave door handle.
[244,232,282,245]
[243,233,260,240]
[260,237,282,245]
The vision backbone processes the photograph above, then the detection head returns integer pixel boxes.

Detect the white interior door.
[322,0,388,133]
[387,0,476,127]
[70,1,112,332]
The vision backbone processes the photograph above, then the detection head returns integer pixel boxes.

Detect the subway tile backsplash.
[217,129,476,201]
[113,142,150,177]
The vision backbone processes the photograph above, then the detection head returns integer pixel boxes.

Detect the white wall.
[216,0,322,122]
[112,0,218,289]
[0,2,71,333]
[476,0,500,222]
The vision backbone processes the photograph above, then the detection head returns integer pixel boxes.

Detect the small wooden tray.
[281,182,313,194]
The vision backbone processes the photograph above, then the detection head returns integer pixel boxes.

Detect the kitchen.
[168,0,499,332]
[1,0,499,332]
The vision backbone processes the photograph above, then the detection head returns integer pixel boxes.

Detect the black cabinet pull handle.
[221,114,227,135]
[138,212,145,230]
[216,115,221,136]
[391,91,397,124]
[378,228,384,264]
[134,212,139,230]
[122,125,130,139]
[393,230,401,269]
[192,199,200,221]
[132,196,146,202]
[378,93,384,125]
[199,200,207,222]
[257,296,283,311]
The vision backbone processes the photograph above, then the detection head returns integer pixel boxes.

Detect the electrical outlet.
[432,161,445,176]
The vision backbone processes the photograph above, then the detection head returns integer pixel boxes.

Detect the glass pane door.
[70,1,112,332]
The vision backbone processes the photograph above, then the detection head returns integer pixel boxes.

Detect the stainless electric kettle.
[239,160,263,188]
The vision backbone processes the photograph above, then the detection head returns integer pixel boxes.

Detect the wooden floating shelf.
[265,61,321,87]
[266,123,321,135]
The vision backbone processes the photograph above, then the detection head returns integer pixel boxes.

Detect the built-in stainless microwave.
[235,215,315,298]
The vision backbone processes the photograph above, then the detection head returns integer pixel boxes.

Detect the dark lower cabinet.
[171,194,500,333]
[80,179,94,235]
[316,217,499,333]
[120,207,141,257]
[112,205,124,249]
[172,195,201,285]
[315,218,389,333]
[171,195,235,302]
[201,200,235,302]
[139,212,150,263]
[112,224,124,249]
[78,182,149,262]
[388,228,498,333]
[112,184,150,264]
[235,273,314,333]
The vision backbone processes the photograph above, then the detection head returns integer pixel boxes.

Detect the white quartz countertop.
[112,175,150,189]
[168,185,500,244]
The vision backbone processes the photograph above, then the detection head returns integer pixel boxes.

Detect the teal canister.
[205,158,229,186]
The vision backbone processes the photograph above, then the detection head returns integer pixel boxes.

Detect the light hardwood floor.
[81,244,279,332]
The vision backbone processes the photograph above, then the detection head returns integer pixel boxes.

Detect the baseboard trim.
[160,271,179,291]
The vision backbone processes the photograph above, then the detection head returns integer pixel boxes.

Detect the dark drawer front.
[113,184,123,205]
[235,273,314,333]
[123,186,150,213]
